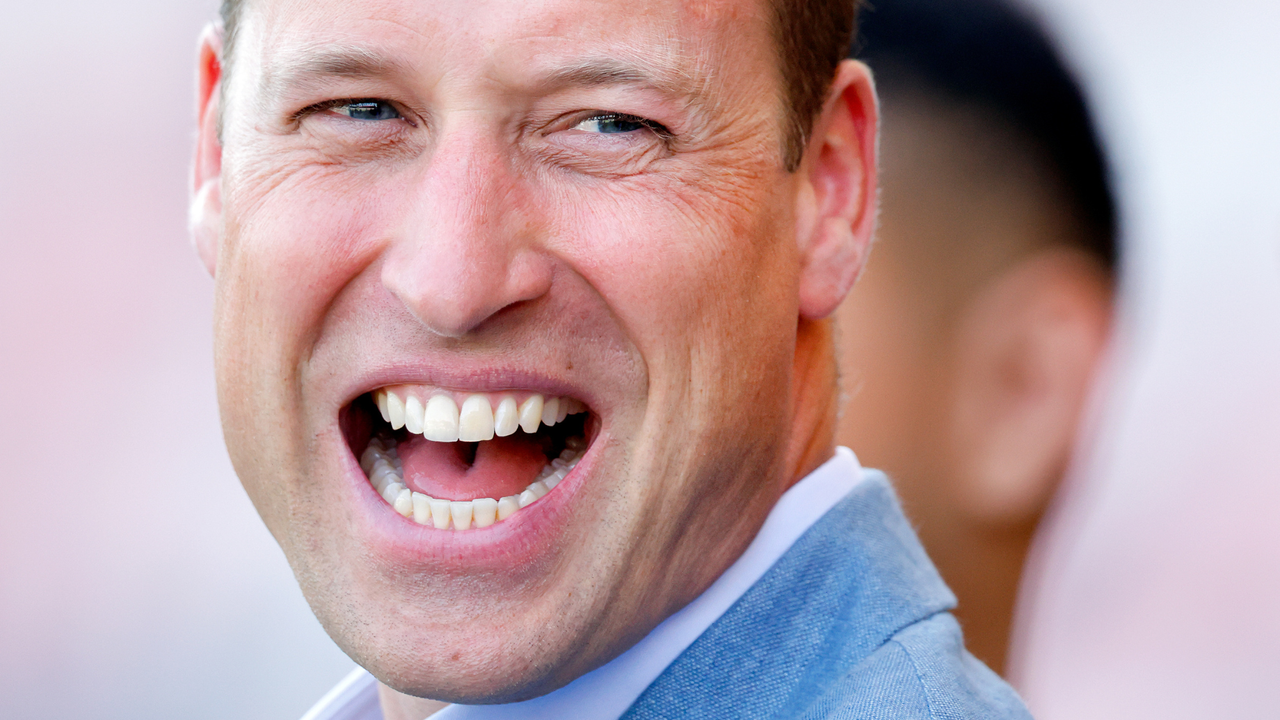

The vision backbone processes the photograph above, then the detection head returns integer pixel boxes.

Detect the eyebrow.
[540,58,695,97]
[258,45,415,103]
[258,45,701,108]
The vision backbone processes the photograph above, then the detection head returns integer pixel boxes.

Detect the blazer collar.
[622,474,956,719]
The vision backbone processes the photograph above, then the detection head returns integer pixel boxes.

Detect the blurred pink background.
[1010,0,1280,716]
[1,1,1276,719]
[0,2,354,719]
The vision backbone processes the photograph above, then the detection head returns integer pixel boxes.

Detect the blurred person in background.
[835,0,1118,676]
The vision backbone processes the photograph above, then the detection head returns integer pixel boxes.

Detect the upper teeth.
[375,388,586,442]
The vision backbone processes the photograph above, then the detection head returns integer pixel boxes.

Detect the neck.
[378,684,450,720]
[786,317,840,489]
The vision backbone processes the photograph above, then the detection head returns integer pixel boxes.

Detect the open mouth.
[345,385,595,530]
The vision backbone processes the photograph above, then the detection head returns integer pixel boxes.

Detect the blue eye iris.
[335,100,401,121]
[577,113,659,135]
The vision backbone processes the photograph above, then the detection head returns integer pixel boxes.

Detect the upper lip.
[336,361,601,415]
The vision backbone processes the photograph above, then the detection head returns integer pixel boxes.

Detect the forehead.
[237,0,777,98]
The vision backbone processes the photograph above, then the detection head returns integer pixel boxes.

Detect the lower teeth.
[359,434,584,530]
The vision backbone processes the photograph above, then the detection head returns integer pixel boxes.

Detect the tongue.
[398,434,548,500]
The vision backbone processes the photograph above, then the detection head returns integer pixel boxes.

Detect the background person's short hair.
[853,0,1118,268]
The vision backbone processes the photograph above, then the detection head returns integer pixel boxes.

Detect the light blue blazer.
[621,472,1033,719]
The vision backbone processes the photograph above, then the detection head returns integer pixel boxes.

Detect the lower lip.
[343,430,602,571]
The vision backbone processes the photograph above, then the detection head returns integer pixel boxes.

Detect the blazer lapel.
[620,474,955,720]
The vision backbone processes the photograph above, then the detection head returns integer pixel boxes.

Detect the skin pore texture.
[190,0,878,715]
[834,92,1111,675]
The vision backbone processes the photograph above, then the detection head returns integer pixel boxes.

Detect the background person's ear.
[190,23,225,277]
[795,60,879,320]
[947,248,1113,525]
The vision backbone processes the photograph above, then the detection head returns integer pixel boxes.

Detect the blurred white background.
[1,0,1276,719]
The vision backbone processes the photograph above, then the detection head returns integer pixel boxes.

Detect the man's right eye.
[330,100,401,121]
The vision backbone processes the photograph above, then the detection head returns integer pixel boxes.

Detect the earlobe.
[190,178,223,276]
[796,60,880,320]
[798,218,865,318]
[190,22,225,277]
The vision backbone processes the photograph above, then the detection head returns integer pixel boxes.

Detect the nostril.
[383,265,552,339]
[383,265,497,338]
[380,220,555,339]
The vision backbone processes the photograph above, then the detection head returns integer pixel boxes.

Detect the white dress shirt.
[301,448,865,720]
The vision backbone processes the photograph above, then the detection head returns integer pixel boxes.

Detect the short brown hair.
[218,0,859,170]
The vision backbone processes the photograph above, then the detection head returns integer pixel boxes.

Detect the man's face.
[212,0,813,702]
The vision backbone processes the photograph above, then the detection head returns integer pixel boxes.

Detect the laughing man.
[190,0,1032,717]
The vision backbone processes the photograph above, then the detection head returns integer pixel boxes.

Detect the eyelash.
[578,112,674,140]
[294,101,675,149]
[294,98,415,126]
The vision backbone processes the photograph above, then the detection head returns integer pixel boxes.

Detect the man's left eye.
[572,113,668,136]
[331,100,401,121]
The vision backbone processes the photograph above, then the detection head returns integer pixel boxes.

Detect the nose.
[382,130,553,338]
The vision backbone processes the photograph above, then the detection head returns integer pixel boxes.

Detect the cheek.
[217,157,391,367]
[556,174,800,370]
[548,171,803,479]
[213,156,402,504]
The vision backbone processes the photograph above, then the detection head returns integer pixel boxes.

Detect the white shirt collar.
[302,448,865,720]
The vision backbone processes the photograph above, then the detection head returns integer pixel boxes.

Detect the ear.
[948,248,1113,525]
[190,23,225,277]
[795,60,879,320]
